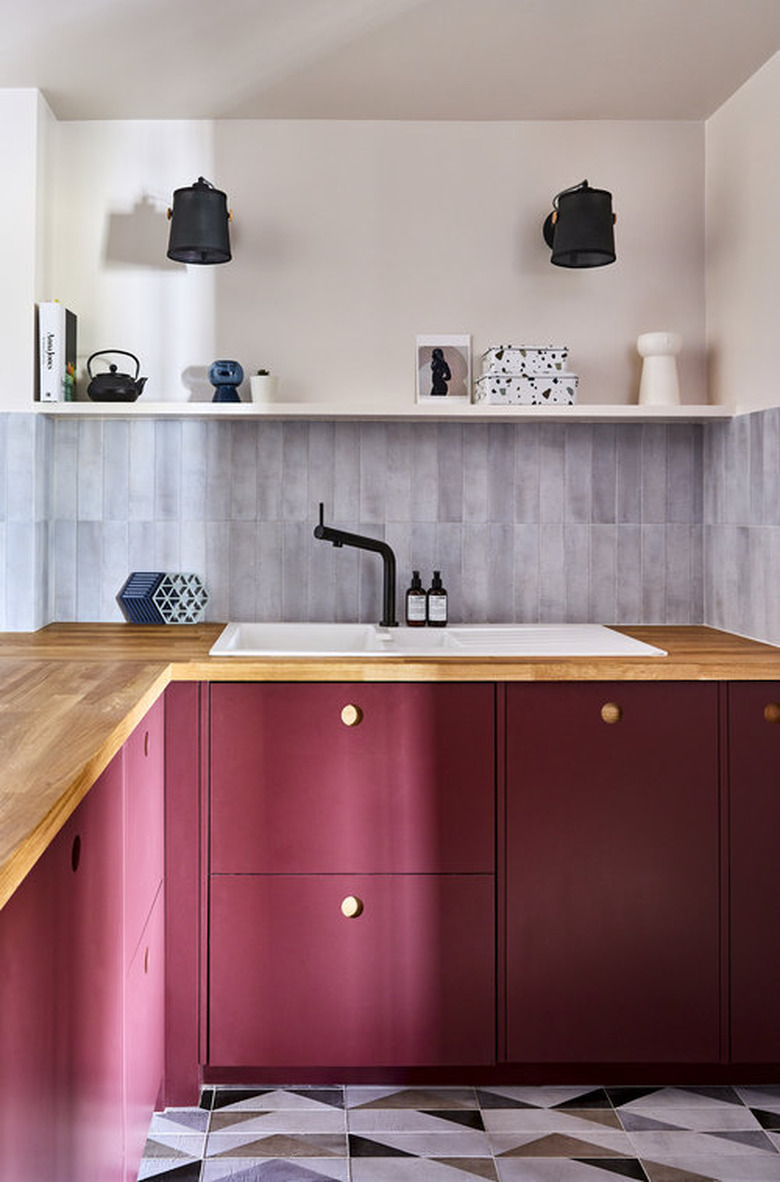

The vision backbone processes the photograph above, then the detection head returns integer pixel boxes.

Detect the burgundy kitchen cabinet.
[124,891,165,1180]
[728,682,780,1063]
[209,873,495,1067]
[505,681,720,1065]
[210,682,495,874]
[123,694,165,969]
[208,682,496,1069]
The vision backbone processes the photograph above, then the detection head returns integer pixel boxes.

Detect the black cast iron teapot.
[87,350,148,402]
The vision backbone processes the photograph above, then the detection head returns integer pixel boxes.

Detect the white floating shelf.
[33,400,735,423]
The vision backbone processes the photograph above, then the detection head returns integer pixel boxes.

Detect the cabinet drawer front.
[208,873,496,1067]
[210,683,495,874]
[124,695,165,968]
[505,681,720,1064]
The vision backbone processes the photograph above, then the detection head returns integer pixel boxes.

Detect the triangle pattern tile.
[619,1113,685,1133]
[211,1133,344,1158]
[574,1159,648,1181]
[751,1108,780,1130]
[353,1088,476,1110]
[608,1089,662,1109]
[641,1162,717,1182]
[555,1089,613,1111]
[435,1159,498,1180]
[349,1134,416,1158]
[705,1128,775,1150]
[475,1089,537,1110]
[156,1109,210,1132]
[143,1137,197,1159]
[678,1087,742,1107]
[498,1133,624,1158]
[210,1111,273,1131]
[563,1108,623,1129]
[139,1164,204,1181]
[288,1088,345,1109]
[427,1110,485,1131]
[212,1089,273,1111]
[205,1163,343,1182]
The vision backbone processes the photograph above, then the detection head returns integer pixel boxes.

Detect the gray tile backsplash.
[6,407,772,636]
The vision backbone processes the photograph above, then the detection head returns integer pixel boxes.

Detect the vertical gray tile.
[52,519,77,621]
[538,524,566,621]
[282,521,311,619]
[589,525,617,623]
[463,425,489,524]
[385,424,413,524]
[76,520,102,621]
[127,521,154,572]
[615,424,642,523]
[205,521,231,622]
[308,422,336,524]
[460,523,491,622]
[359,422,388,523]
[153,521,180,569]
[103,420,129,522]
[308,519,337,620]
[180,519,207,579]
[666,424,698,524]
[229,521,258,620]
[538,425,564,524]
[205,421,232,520]
[408,522,437,584]
[256,421,283,522]
[564,425,593,524]
[229,422,258,521]
[101,521,129,622]
[358,544,383,624]
[34,416,53,524]
[154,420,182,521]
[640,425,667,524]
[281,422,311,521]
[436,424,463,524]
[563,523,590,620]
[128,419,156,521]
[256,521,283,621]
[434,523,463,619]
[332,540,360,622]
[487,426,515,524]
[689,524,704,623]
[5,523,36,630]
[180,419,209,521]
[53,417,78,521]
[0,415,7,521]
[0,522,6,628]
[749,413,765,525]
[762,408,780,528]
[514,424,540,523]
[332,423,360,521]
[641,524,666,622]
[409,424,439,522]
[664,523,693,623]
[75,419,105,523]
[513,524,539,622]
[591,424,616,524]
[731,415,751,525]
[6,414,36,522]
[487,524,514,619]
[616,524,642,622]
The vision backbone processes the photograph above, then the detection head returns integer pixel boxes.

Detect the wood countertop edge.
[2,622,780,912]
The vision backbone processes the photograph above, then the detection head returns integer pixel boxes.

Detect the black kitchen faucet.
[313,502,398,628]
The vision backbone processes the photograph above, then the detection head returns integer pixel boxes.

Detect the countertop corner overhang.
[1,621,779,910]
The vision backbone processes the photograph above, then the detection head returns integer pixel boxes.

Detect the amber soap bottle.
[427,570,448,627]
[405,570,427,627]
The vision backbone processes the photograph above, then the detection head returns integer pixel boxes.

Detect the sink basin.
[210,621,666,658]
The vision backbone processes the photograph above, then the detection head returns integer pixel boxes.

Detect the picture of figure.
[416,335,471,403]
[430,347,451,396]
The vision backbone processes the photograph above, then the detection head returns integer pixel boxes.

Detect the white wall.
[46,117,706,407]
[0,90,53,410]
[706,51,780,413]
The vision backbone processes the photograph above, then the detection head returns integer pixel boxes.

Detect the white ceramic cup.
[250,374,279,402]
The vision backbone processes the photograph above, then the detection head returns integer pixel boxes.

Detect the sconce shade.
[543,180,616,268]
[167,177,231,264]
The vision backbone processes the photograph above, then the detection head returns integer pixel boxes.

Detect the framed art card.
[416,334,471,403]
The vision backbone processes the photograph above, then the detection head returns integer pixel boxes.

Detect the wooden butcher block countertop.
[0,621,779,910]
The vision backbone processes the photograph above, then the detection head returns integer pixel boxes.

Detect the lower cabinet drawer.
[208,873,496,1067]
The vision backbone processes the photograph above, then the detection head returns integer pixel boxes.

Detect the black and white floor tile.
[137,1085,780,1182]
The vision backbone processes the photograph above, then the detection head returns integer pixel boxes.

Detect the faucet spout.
[314,502,398,627]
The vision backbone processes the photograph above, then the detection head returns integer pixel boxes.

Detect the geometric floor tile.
[136,1085,780,1182]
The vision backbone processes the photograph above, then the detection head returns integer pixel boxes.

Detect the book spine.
[38,301,65,402]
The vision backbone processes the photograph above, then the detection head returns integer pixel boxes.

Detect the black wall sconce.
[166,177,232,264]
[542,180,616,268]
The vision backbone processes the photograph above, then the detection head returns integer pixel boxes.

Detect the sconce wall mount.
[167,176,232,265]
[543,180,616,268]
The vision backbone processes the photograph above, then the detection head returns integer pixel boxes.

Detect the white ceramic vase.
[637,332,681,406]
[249,374,279,402]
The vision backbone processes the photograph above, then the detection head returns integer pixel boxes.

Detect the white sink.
[210,621,666,658]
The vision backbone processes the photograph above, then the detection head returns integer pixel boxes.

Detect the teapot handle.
[86,350,140,379]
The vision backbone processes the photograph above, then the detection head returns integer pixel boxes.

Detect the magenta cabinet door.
[505,682,720,1064]
[729,682,780,1062]
[209,873,495,1067]
[124,890,165,1182]
[57,754,126,1181]
[123,694,165,969]
[0,829,59,1181]
[210,683,495,874]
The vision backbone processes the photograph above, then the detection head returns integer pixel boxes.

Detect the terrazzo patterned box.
[481,345,569,376]
[474,372,579,405]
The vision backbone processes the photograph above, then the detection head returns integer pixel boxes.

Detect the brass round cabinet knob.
[601,702,622,724]
[340,704,363,727]
[764,703,780,724]
[341,895,364,918]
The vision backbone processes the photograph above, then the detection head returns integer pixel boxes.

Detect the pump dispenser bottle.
[405,570,427,627]
[427,570,448,627]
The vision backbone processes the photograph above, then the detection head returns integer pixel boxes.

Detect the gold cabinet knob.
[601,702,622,724]
[341,895,364,918]
[341,704,363,727]
[764,703,780,724]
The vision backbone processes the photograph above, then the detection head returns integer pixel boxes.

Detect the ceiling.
[2,0,779,121]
